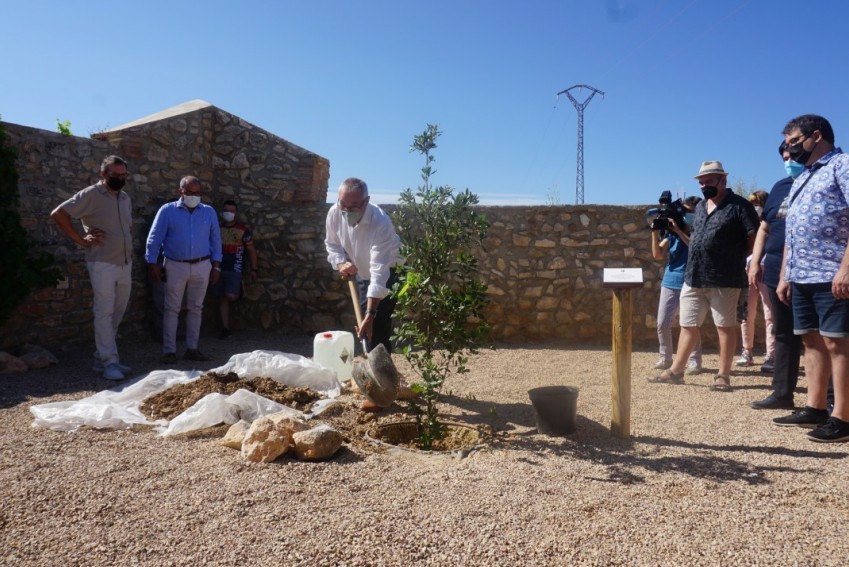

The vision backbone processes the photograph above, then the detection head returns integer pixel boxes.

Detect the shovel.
[347,278,400,407]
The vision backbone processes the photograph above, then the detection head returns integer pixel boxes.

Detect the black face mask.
[701,185,719,199]
[106,177,126,191]
[786,136,815,166]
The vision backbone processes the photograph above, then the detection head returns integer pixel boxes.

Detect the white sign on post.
[602,268,643,288]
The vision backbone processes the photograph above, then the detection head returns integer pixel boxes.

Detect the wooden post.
[602,268,643,440]
[611,288,632,439]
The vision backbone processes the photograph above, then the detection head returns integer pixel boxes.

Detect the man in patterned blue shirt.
[775,114,849,442]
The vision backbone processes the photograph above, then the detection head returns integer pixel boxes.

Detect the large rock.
[221,419,251,449]
[241,417,289,463]
[18,344,59,369]
[292,424,343,461]
[0,352,28,374]
[265,412,309,444]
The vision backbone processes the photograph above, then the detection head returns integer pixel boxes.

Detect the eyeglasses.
[339,197,368,212]
[785,134,808,147]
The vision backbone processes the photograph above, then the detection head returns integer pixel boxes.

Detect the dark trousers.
[357,269,398,353]
[766,285,802,400]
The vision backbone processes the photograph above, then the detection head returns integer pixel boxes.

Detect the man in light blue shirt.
[775,114,849,442]
[145,176,222,363]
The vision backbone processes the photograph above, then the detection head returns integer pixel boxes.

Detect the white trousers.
[87,261,132,365]
[163,259,210,353]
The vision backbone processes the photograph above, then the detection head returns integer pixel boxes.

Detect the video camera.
[646,190,687,238]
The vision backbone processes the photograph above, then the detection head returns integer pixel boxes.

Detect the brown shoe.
[648,369,684,385]
[709,374,732,392]
[184,349,210,362]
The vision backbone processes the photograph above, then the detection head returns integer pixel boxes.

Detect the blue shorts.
[791,282,849,338]
[210,270,243,298]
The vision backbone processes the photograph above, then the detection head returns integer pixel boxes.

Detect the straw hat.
[694,161,729,178]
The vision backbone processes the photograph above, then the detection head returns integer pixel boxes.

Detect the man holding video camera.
[649,161,759,392]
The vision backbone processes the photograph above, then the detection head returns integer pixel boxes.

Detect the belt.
[166,255,210,264]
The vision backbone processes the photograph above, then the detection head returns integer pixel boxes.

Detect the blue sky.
[2,0,848,206]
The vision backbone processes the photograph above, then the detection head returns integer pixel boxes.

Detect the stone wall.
[0,105,336,350]
[3,111,761,353]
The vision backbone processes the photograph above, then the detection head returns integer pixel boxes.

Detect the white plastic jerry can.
[313,331,355,383]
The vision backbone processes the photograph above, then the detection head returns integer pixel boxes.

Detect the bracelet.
[366,309,378,316]
[212,266,221,272]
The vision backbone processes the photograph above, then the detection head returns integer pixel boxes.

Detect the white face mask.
[341,210,364,227]
[182,195,201,209]
[754,205,764,217]
[221,211,236,222]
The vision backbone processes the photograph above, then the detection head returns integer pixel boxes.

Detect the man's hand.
[83,228,105,247]
[338,261,358,278]
[777,280,792,305]
[210,267,221,285]
[147,263,162,284]
[833,266,849,299]
[355,312,374,343]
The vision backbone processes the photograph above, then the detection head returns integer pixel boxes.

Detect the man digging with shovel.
[325,177,403,410]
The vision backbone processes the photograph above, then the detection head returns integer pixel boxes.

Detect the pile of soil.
[138,372,483,452]
[140,372,322,420]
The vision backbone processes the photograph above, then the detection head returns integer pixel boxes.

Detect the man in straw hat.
[650,160,759,391]
[772,114,849,442]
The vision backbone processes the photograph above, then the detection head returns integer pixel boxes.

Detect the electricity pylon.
[557,85,604,204]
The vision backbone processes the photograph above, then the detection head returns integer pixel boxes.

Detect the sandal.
[648,369,684,385]
[709,374,732,392]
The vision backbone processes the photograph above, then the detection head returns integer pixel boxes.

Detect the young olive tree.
[391,124,491,449]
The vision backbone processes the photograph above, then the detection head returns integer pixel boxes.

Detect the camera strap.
[787,162,824,208]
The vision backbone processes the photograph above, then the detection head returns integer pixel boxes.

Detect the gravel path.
[2,330,848,566]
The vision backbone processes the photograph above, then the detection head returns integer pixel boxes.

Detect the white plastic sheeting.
[30,350,341,435]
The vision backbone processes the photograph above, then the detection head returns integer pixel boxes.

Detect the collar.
[96,180,123,198]
[810,147,843,169]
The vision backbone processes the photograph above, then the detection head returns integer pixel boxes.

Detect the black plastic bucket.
[528,386,579,436]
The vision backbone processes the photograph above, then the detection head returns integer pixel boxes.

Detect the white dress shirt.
[325,202,402,299]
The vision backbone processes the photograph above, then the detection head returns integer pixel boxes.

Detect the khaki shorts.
[679,284,741,328]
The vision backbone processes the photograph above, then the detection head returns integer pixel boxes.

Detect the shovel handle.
[347,278,370,353]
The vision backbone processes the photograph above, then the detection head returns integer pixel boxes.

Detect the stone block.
[221,420,251,449]
[0,352,28,374]
[292,425,343,461]
[241,417,290,463]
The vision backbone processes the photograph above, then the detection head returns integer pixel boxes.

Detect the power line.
[557,84,604,205]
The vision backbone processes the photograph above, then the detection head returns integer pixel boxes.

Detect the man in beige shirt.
[51,155,134,380]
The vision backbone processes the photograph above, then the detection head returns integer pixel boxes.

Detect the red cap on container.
[323,333,333,338]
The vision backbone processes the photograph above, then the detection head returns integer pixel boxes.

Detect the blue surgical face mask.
[684,213,695,226]
[784,160,806,179]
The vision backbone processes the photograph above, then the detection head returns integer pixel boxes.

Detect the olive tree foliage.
[391,124,491,449]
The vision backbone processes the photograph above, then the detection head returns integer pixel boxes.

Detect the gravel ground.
[2,329,849,566]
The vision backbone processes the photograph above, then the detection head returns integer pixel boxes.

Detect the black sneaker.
[218,328,232,340]
[184,349,210,362]
[751,394,795,410]
[773,406,830,428]
[160,352,178,364]
[807,417,849,443]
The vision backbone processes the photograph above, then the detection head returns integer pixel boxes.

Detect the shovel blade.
[351,343,400,407]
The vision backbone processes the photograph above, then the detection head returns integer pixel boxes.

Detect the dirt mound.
[140,372,322,421]
[138,372,480,453]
